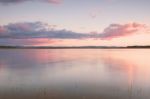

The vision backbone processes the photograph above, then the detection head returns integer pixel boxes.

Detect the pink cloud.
[0,0,62,4]
[0,22,148,41]
[100,22,147,40]
[0,26,7,36]
[0,26,5,32]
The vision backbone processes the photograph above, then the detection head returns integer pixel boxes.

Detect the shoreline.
[0,46,150,49]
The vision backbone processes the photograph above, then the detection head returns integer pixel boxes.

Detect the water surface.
[0,49,150,99]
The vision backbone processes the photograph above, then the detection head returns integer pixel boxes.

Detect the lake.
[0,49,150,99]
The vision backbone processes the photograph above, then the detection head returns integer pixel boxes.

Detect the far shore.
[0,46,150,49]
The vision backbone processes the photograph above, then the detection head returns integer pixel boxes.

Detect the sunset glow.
[0,0,150,46]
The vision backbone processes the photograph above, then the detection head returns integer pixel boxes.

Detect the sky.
[0,0,150,46]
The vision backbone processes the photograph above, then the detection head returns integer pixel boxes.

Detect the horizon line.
[0,45,150,49]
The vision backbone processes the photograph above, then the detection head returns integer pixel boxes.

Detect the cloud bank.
[0,0,62,4]
[100,23,146,40]
[0,22,147,40]
[0,22,90,39]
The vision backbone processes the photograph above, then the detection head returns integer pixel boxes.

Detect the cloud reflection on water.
[0,49,150,99]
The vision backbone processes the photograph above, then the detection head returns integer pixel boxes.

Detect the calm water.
[0,49,150,99]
